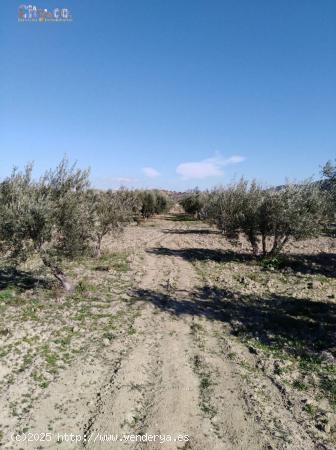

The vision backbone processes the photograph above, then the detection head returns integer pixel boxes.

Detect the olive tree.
[138,190,170,218]
[92,189,141,257]
[0,164,53,259]
[258,183,326,255]
[206,179,326,257]
[321,160,336,218]
[180,189,207,219]
[0,159,93,290]
[138,190,156,218]
[153,190,170,214]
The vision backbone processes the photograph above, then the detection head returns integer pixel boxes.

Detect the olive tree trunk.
[41,256,73,291]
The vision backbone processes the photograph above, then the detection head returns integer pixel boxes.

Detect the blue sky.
[1,0,335,190]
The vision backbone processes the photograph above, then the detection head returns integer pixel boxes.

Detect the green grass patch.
[96,252,130,272]
[31,371,49,389]
[0,288,17,302]
[293,379,308,391]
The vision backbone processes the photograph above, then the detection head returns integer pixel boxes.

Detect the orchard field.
[0,160,335,449]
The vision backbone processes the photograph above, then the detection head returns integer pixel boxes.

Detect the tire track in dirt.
[106,222,253,449]
[82,224,223,449]
[83,230,177,449]
[191,317,317,450]
[134,225,264,450]
[20,217,322,450]
[169,224,318,450]
[146,221,318,450]
[132,234,218,450]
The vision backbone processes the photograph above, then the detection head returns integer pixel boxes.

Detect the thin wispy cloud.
[142,167,160,178]
[224,155,245,164]
[94,176,138,188]
[176,154,245,180]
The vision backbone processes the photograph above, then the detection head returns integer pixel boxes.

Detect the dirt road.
[3,215,334,449]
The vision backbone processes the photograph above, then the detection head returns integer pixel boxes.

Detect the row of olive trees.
[179,189,207,219]
[0,159,170,290]
[180,167,334,257]
[204,180,327,257]
[138,189,171,219]
[92,189,170,255]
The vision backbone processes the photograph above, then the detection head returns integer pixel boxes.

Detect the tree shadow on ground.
[162,229,220,235]
[148,247,256,263]
[284,253,336,278]
[134,286,336,356]
[0,268,50,291]
[147,247,336,278]
[165,214,198,222]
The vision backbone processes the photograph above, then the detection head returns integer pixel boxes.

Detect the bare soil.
[0,214,335,449]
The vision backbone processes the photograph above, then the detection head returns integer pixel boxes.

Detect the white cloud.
[176,154,245,180]
[142,167,160,178]
[176,160,223,179]
[224,155,245,164]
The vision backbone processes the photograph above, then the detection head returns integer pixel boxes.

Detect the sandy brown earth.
[0,215,335,449]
